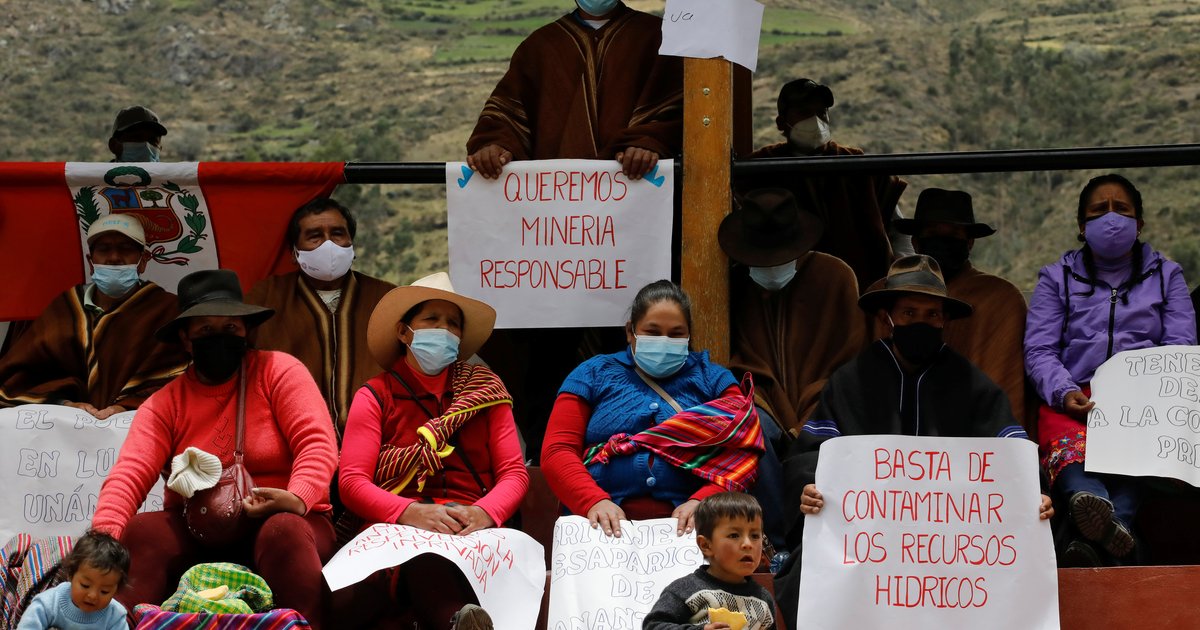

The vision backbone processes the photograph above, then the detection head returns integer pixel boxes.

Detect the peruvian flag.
[0,162,344,320]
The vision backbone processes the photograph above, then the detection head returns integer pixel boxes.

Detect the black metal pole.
[341,144,1200,184]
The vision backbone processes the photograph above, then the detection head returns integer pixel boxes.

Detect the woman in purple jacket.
[1025,174,1196,562]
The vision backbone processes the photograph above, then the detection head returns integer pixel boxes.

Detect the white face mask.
[748,260,798,292]
[787,116,832,152]
[295,239,355,282]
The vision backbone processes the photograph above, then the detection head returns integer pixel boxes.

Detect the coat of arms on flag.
[67,162,220,291]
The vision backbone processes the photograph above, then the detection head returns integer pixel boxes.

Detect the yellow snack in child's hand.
[196,585,229,601]
[708,607,747,630]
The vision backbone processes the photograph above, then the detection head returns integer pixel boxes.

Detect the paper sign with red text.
[446,159,673,329]
[796,435,1058,630]
[1087,346,1200,485]
[548,516,704,630]
[322,524,545,630]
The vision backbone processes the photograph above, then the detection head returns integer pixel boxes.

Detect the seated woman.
[337,272,528,629]
[91,269,339,628]
[542,280,763,539]
[1026,174,1196,563]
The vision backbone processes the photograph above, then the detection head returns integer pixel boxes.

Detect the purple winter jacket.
[1024,243,1197,409]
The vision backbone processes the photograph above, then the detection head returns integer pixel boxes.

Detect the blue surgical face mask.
[91,264,140,298]
[576,0,619,17]
[407,327,460,375]
[633,335,690,379]
[748,260,798,292]
[119,141,160,163]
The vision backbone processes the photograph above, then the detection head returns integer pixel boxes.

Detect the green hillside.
[3,0,1199,290]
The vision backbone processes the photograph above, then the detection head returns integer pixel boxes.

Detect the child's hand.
[800,484,824,515]
[1039,494,1054,520]
[703,624,732,630]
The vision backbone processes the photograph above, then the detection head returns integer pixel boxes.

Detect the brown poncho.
[0,283,186,409]
[466,4,683,160]
[746,141,907,290]
[727,252,865,436]
[247,270,395,436]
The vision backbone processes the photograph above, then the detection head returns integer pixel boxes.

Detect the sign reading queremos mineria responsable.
[446,159,673,329]
[797,435,1059,630]
[1087,345,1200,485]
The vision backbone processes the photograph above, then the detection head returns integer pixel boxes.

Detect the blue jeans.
[1056,463,1140,526]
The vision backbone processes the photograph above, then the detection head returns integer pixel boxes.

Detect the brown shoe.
[450,604,493,630]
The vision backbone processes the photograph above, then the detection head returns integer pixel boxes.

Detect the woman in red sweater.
[91,270,339,628]
[338,272,528,629]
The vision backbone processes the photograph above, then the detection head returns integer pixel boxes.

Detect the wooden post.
[681,58,733,364]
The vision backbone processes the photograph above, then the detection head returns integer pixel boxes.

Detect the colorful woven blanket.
[584,374,764,492]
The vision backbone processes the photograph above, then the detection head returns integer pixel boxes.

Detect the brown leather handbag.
[184,366,255,546]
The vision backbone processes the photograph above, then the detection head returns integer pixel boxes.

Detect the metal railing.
[340,143,1200,184]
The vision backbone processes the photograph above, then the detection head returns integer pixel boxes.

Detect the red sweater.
[338,360,529,528]
[92,350,339,538]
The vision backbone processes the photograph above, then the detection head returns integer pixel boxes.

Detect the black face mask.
[918,236,970,278]
[891,322,944,366]
[190,333,247,383]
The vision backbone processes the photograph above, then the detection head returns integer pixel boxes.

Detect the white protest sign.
[0,405,164,544]
[659,0,765,72]
[797,435,1058,630]
[446,159,673,329]
[322,523,545,630]
[1087,345,1200,485]
[548,516,704,630]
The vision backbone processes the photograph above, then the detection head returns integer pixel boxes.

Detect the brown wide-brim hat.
[155,269,274,342]
[893,188,996,239]
[719,188,824,267]
[366,272,496,370]
[858,254,973,319]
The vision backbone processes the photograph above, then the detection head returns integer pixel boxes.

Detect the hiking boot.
[1069,491,1114,542]
[450,604,493,630]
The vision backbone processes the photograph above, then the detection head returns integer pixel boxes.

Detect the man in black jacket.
[772,255,1052,625]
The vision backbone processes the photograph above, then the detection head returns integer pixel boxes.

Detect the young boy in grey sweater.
[643,492,776,630]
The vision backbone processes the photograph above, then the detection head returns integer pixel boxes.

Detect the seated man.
[746,79,907,290]
[721,188,864,436]
[108,105,167,162]
[772,255,1052,623]
[0,215,187,417]
[466,0,683,180]
[894,188,1028,425]
[247,197,394,436]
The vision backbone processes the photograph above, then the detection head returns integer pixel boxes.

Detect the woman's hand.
[673,499,700,536]
[1039,494,1055,520]
[587,499,626,538]
[800,484,824,516]
[398,502,467,534]
[242,487,306,518]
[447,505,496,536]
[1063,390,1095,421]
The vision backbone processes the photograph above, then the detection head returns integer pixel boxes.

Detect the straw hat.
[366,272,496,369]
[155,270,274,342]
[858,255,973,319]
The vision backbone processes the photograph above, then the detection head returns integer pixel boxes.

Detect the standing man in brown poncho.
[465,0,684,458]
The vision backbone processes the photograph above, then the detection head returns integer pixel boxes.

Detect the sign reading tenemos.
[446,160,673,329]
[797,435,1058,630]
[1087,345,1200,485]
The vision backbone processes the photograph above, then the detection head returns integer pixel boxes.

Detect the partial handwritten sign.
[322,524,545,630]
[0,406,164,544]
[797,435,1058,630]
[547,516,704,630]
[659,0,765,72]
[1088,345,1200,485]
[447,160,673,329]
